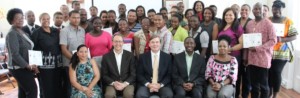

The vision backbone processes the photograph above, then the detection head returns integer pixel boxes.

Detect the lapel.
[178,52,188,80]
[158,52,164,80]
[110,51,119,76]
[120,50,126,76]
[189,54,198,81]
[146,52,152,75]
[13,27,31,46]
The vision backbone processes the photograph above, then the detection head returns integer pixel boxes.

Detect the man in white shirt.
[102,34,136,98]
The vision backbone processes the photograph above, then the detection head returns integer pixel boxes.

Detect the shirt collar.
[151,50,160,57]
[113,49,123,55]
[185,51,194,57]
[53,25,63,29]
[27,24,35,28]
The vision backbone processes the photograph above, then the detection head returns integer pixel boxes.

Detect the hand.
[113,81,123,91]
[152,83,161,92]
[147,83,155,92]
[183,83,189,91]
[186,83,194,91]
[213,83,221,91]
[31,65,39,74]
[84,88,93,98]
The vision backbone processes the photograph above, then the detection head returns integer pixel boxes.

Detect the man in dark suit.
[102,34,136,98]
[22,10,40,36]
[172,37,206,98]
[136,35,173,98]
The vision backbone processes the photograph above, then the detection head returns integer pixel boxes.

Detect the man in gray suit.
[172,37,206,98]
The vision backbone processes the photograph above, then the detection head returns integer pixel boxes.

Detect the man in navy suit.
[136,35,173,98]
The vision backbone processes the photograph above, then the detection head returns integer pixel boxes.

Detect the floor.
[1,77,300,98]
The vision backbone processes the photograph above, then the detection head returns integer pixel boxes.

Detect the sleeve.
[194,56,207,86]
[125,54,136,84]
[6,32,28,68]
[181,29,189,42]
[287,19,298,36]
[160,54,172,85]
[205,56,214,80]
[255,21,277,52]
[107,33,113,50]
[59,29,68,45]
[136,54,149,86]
[229,57,238,84]
[200,31,210,48]
[172,56,185,86]
[162,32,173,54]
[237,25,244,37]
[101,55,114,85]
[85,33,90,48]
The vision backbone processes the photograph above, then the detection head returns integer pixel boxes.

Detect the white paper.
[72,48,91,58]
[212,40,219,54]
[171,41,185,54]
[273,23,285,37]
[28,50,43,66]
[123,44,132,52]
[243,33,262,48]
[102,27,113,35]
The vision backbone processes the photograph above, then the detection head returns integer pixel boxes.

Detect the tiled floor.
[1,77,300,98]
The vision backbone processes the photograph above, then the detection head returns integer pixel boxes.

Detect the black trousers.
[235,56,251,98]
[37,68,63,98]
[60,67,71,98]
[174,86,202,98]
[249,65,269,98]
[269,59,288,92]
[9,68,38,98]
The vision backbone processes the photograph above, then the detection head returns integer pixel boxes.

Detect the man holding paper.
[244,3,277,98]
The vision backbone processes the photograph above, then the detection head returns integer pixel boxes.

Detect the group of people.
[4,0,298,98]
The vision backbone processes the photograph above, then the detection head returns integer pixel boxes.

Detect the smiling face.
[252,4,263,19]
[241,5,250,18]
[184,38,196,53]
[92,18,102,32]
[224,10,235,24]
[77,46,88,61]
[12,13,24,28]
[79,9,87,22]
[218,40,229,55]
[195,2,203,13]
[137,7,145,17]
[154,15,165,29]
[185,10,194,19]
[204,9,213,22]
[40,14,50,28]
[141,18,150,31]
[118,20,128,32]
[272,7,282,18]
[108,12,116,23]
[127,11,137,23]
[147,12,156,22]
[188,16,199,29]
[113,35,124,51]
[100,12,108,24]
[149,37,161,53]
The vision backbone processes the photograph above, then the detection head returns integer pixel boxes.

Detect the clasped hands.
[26,64,39,74]
[182,82,194,91]
[113,81,129,91]
[147,83,161,92]
[211,82,222,92]
[82,86,94,98]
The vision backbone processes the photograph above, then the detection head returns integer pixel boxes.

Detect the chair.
[0,63,15,88]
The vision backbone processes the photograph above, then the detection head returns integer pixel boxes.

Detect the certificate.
[243,33,262,48]
[212,40,219,54]
[123,43,132,52]
[171,41,185,54]
[102,27,112,35]
[273,23,285,36]
[28,50,43,66]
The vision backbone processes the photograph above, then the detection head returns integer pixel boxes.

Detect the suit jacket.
[6,26,32,69]
[101,50,136,86]
[137,51,172,87]
[22,24,40,36]
[172,52,206,89]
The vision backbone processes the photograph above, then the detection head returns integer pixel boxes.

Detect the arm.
[6,31,29,68]
[194,56,207,86]
[60,29,72,60]
[101,56,115,84]
[205,56,214,81]
[228,57,238,84]
[136,54,149,85]
[134,36,140,58]
[88,59,100,89]
[280,35,297,42]
[125,54,136,84]
[163,32,173,54]
[255,22,277,52]
[172,57,185,86]
[212,23,219,40]
[107,34,113,50]
[231,35,243,51]
[69,64,86,92]
[61,45,72,60]
[200,31,209,57]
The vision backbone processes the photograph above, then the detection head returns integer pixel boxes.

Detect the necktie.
[152,54,158,84]
[31,27,35,33]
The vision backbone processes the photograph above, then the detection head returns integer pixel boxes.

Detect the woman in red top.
[193,1,205,22]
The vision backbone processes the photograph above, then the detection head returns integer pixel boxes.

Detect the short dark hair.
[272,0,285,8]
[242,4,251,10]
[184,37,195,43]
[147,9,156,14]
[193,1,205,14]
[72,1,79,5]
[263,5,269,11]
[7,8,23,25]
[127,9,136,15]
[89,6,98,10]
[171,6,180,10]
[172,13,183,22]
[184,9,194,18]
[99,10,108,17]
[160,7,168,12]
[209,5,217,9]
[202,7,215,20]
[108,10,116,15]
[53,11,63,18]
[118,18,128,24]
[149,35,160,42]
[91,17,101,24]
[69,10,79,17]
[218,35,232,45]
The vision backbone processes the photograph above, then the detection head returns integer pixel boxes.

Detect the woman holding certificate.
[6,8,39,98]
[268,0,298,98]
[31,13,63,98]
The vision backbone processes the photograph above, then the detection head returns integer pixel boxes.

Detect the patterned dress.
[71,59,102,98]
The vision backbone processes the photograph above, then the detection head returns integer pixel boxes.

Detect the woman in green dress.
[69,44,101,98]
